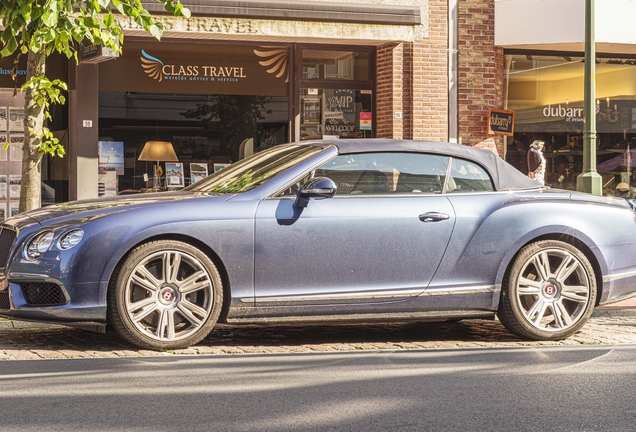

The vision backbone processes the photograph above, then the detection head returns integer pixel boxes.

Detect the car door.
[253,152,456,305]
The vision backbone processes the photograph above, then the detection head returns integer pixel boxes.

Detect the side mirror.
[295,177,337,208]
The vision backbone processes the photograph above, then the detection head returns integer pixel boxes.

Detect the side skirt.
[224,310,496,326]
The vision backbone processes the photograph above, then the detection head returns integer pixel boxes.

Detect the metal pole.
[577,0,603,195]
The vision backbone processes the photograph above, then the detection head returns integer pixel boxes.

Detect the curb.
[0,319,63,329]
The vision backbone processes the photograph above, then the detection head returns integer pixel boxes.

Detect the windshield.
[184,144,324,194]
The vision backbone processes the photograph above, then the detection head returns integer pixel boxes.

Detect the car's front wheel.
[498,240,596,340]
[108,240,223,350]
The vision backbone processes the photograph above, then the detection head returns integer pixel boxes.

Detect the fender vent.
[21,283,67,306]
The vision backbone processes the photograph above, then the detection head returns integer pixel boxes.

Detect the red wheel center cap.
[160,288,175,302]
[544,285,556,296]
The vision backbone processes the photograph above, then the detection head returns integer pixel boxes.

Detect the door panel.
[254,195,455,305]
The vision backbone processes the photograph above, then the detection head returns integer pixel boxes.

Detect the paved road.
[1,311,636,359]
[2,345,636,431]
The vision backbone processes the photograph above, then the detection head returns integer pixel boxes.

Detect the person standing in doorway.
[527,140,546,185]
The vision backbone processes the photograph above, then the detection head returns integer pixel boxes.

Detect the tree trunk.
[20,50,47,213]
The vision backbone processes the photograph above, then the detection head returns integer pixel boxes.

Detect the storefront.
[94,40,375,193]
[505,52,636,196]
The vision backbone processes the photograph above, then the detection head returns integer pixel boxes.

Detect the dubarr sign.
[487,108,514,136]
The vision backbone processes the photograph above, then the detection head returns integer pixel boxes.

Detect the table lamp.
[138,140,179,192]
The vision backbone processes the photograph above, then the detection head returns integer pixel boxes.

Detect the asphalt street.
[1,345,636,431]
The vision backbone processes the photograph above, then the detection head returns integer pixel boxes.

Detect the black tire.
[498,240,596,340]
[108,240,223,350]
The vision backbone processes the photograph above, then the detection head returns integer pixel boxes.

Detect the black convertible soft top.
[302,139,542,191]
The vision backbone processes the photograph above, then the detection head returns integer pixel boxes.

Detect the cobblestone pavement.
[1,310,636,360]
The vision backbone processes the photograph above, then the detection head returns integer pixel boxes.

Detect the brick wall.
[375,0,447,141]
[412,0,448,142]
[457,0,505,155]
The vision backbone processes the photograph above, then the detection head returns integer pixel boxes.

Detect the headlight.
[24,231,54,260]
[58,229,84,250]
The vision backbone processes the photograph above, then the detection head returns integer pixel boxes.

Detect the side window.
[312,152,450,196]
[447,158,494,193]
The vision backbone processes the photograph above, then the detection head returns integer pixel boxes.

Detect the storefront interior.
[506,52,636,197]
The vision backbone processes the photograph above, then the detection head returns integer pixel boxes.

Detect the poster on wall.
[8,108,24,132]
[9,201,19,217]
[9,135,23,161]
[165,163,184,187]
[0,175,6,198]
[0,107,6,131]
[9,175,20,198]
[213,163,229,172]
[190,163,208,184]
[360,112,372,131]
[98,170,117,197]
[0,203,6,221]
[98,141,125,175]
[0,134,6,162]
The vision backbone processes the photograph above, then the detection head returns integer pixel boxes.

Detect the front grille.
[0,292,9,310]
[21,283,67,306]
[0,227,16,269]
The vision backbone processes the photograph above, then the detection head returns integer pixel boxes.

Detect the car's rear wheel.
[498,240,596,340]
[108,240,222,350]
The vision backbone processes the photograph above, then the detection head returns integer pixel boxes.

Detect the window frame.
[271,151,496,199]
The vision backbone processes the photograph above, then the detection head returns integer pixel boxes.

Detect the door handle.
[419,212,450,222]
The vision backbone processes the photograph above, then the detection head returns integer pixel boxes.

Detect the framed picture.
[165,162,184,188]
[190,162,208,184]
[302,97,321,125]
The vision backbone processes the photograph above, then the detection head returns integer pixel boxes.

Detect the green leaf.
[42,1,59,27]
[0,37,17,56]
[149,24,162,40]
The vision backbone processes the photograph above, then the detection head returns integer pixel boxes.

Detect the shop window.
[505,53,636,197]
[302,50,369,81]
[299,89,373,141]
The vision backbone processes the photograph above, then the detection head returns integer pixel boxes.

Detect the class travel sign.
[487,108,514,136]
[99,41,289,97]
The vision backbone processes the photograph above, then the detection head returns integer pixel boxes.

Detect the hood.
[23,190,226,225]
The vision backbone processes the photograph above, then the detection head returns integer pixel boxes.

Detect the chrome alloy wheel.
[124,250,214,342]
[515,248,591,332]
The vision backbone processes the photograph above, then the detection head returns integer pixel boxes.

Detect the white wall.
[496,0,636,52]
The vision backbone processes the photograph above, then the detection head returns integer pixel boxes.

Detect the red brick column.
[375,0,447,141]
[376,43,405,139]
[412,0,448,141]
[457,0,505,155]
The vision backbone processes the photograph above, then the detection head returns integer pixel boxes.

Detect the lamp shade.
[138,141,179,162]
